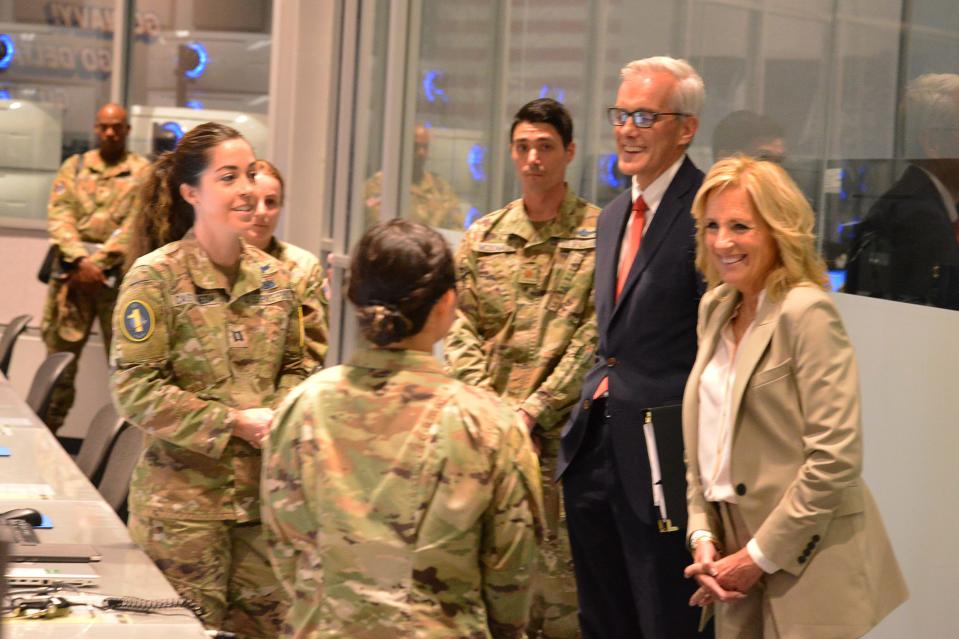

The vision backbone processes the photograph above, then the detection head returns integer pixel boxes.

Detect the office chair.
[0,314,31,377]
[96,423,143,520]
[25,352,75,426]
[74,403,127,483]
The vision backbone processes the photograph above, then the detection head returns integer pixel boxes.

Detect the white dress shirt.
[696,293,779,573]
[618,155,685,275]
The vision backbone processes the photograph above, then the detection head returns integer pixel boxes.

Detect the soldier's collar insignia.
[120,300,155,342]
[261,279,278,291]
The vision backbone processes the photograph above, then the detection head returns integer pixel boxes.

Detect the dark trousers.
[562,397,710,639]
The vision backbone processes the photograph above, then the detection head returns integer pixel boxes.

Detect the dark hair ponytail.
[347,220,455,346]
[126,122,243,270]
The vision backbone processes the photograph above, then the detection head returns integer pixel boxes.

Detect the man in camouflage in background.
[42,102,147,432]
[364,124,463,229]
[445,98,599,639]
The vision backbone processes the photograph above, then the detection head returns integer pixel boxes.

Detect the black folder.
[642,404,687,533]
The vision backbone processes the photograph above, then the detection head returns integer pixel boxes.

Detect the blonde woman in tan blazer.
[681,156,907,638]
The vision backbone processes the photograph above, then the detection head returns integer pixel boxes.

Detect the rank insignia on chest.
[260,279,278,291]
[120,300,155,342]
[518,264,541,285]
[228,325,249,348]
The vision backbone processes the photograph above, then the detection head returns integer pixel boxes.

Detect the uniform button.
[582,399,592,411]
[606,357,617,367]
[802,548,811,557]
[798,555,807,564]
[811,534,821,543]
[735,483,747,496]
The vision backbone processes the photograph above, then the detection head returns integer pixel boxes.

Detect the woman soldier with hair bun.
[112,122,308,638]
[262,219,545,639]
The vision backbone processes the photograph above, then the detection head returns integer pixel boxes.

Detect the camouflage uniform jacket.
[444,189,600,433]
[266,238,329,370]
[364,170,463,229]
[111,232,309,522]
[47,149,149,270]
[262,348,545,639]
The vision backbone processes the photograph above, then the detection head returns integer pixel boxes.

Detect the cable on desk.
[99,595,206,620]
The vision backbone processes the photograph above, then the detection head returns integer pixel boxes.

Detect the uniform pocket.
[252,298,292,380]
[171,304,231,390]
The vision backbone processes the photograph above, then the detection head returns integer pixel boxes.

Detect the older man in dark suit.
[558,56,709,639]
[846,73,959,309]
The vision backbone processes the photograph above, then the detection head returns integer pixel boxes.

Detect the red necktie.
[594,195,648,399]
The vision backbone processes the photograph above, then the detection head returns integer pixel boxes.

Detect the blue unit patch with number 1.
[121,300,156,342]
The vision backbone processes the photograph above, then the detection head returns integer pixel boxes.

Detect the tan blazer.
[683,283,907,639]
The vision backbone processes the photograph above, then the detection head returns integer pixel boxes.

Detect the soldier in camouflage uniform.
[444,99,599,639]
[364,124,463,229]
[246,160,328,370]
[262,220,544,639]
[111,124,308,639]
[42,103,148,432]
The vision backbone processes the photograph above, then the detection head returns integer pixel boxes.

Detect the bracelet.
[689,530,721,553]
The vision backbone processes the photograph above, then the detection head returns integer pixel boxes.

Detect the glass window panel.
[395,0,959,311]
[408,0,499,246]
[127,0,272,161]
[503,0,591,204]
[357,0,391,236]
[0,0,115,225]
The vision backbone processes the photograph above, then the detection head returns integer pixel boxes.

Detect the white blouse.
[697,314,751,504]
[696,295,779,573]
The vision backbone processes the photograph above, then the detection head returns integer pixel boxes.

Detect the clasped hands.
[66,257,108,294]
[684,541,763,607]
[232,408,275,449]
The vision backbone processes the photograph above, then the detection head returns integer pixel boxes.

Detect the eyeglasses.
[606,107,689,128]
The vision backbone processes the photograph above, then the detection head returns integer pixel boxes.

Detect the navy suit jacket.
[846,164,959,309]
[558,156,704,525]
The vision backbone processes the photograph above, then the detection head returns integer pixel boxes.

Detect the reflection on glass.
[845,73,959,310]
[126,1,272,160]
[712,110,786,165]
[363,124,463,230]
[0,0,114,223]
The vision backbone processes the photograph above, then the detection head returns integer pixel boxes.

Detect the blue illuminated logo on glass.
[599,154,620,188]
[423,70,448,104]
[467,144,486,182]
[538,84,566,103]
[465,207,480,228]
[0,34,15,70]
[184,42,208,79]
[161,121,184,142]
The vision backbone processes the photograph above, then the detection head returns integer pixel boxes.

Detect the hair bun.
[357,304,415,346]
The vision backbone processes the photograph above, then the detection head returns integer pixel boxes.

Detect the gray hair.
[902,73,959,158]
[620,56,705,117]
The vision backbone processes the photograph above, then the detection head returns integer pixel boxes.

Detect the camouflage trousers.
[40,279,117,433]
[128,514,289,639]
[528,435,581,639]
